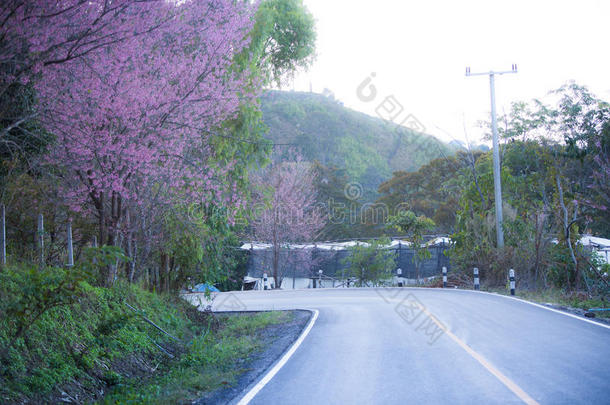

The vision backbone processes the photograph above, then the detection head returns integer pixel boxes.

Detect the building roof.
[239,237,454,251]
[580,235,610,248]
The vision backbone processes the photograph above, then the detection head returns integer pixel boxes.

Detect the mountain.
[448,139,490,152]
[261,90,455,199]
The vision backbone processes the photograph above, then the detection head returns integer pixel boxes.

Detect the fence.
[242,240,451,286]
[0,205,75,268]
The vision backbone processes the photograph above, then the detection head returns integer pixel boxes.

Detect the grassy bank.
[509,289,609,318]
[0,264,291,404]
[101,311,291,404]
[481,287,610,319]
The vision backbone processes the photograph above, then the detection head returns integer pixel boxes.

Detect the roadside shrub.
[0,263,92,348]
[0,260,195,402]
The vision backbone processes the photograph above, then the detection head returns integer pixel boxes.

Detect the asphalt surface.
[190,288,610,405]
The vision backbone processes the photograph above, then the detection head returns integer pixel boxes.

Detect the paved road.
[193,288,610,405]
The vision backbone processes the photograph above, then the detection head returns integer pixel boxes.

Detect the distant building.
[580,235,610,265]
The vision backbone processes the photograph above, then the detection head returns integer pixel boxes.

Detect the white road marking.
[236,309,320,405]
[462,289,610,330]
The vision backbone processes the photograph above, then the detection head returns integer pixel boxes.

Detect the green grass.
[0,263,292,404]
[101,311,291,404]
[485,287,610,319]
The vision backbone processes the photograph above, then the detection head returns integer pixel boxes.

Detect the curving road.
[192,288,610,405]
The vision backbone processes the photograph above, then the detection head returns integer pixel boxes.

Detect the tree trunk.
[98,191,106,247]
[108,228,120,286]
[556,174,578,290]
[272,209,281,289]
[126,210,136,282]
[159,253,170,293]
[272,244,280,289]
[154,265,160,292]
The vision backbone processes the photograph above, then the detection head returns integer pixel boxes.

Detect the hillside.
[261,91,455,197]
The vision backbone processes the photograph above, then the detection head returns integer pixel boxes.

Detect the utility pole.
[465,64,518,248]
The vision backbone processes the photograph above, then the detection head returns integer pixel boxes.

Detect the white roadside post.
[509,269,515,296]
[66,220,74,267]
[318,269,323,288]
[397,268,403,287]
[263,272,268,290]
[442,266,447,288]
[474,267,480,290]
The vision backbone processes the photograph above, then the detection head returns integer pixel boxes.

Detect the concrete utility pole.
[465,64,518,248]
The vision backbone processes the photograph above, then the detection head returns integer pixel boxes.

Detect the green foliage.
[387,211,435,280]
[449,141,562,287]
[341,238,396,286]
[377,154,467,232]
[251,0,316,84]
[213,0,317,190]
[102,311,290,404]
[81,245,131,286]
[161,204,247,292]
[312,162,367,239]
[0,81,54,184]
[387,210,436,240]
[0,265,185,401]
[449,85,609,291]
[0,262,285,403]
[0,262,94,347]
[547,242,578,288]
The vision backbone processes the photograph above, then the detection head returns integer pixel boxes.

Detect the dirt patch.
[194,310,312,405]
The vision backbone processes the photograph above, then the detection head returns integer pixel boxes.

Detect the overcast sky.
[289,0,610,145]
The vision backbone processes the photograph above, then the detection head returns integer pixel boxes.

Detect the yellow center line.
[417,304,540,405]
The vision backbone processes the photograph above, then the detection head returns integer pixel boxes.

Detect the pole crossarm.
[465,64,518,77]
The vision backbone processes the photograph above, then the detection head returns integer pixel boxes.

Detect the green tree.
[211,0,319,207]
[387,211,435,282]
[250,0,316,85]
[377,153,471,232]
[341,238,396,287]
[311,161,367,240]
[451,84,609,291]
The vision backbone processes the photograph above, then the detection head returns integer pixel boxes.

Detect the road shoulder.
[194,310,312,405]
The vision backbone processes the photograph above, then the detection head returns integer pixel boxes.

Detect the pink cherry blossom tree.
[1,1,175,145]
[2,0,261,285]
[35,0,257,244]
[251,151,326,288]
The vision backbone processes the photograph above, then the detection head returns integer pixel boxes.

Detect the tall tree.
[387,210,435,282]
[377,154,468,233]
[341,238,395,287]
[251,152,325,288]
[38,0,257,247]
[1,0,188,160]
[311,161,366,240]
[250,0,316,85]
